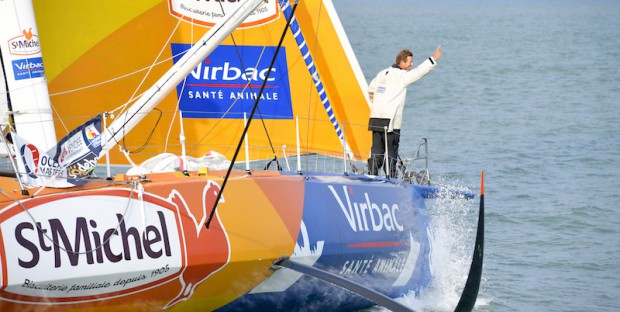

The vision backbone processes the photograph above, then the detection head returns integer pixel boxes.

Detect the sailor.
[367,46,442,177]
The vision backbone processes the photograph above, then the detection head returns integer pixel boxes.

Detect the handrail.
[398,138,431,185]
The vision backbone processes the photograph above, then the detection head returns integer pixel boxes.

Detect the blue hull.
[218,174,433,311]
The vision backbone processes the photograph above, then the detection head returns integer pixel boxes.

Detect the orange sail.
[34,0,371,164]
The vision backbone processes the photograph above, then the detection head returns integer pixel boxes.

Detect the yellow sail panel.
[34,1,371,164]
[33,0,162,82]
[294,0,372,160]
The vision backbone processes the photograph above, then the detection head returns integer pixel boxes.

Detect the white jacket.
[368,57,437,132]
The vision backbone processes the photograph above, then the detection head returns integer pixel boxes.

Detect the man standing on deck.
[367,46,442,177]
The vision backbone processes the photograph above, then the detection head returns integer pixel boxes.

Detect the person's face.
[399,56,413,70]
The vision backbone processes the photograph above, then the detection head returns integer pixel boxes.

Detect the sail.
[32,0,371,165]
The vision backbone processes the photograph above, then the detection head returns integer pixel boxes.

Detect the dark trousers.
[368,129,400,177]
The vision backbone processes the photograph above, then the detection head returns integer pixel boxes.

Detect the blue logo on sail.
[12,57,45,80]
[171,44,293,119]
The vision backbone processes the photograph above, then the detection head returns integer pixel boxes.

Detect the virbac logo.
[328,185,405,233]
[171,44,293,119]
[12,57,45,80]
[188,61,276,82]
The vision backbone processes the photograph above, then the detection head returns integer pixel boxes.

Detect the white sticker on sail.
[168,0,279,28]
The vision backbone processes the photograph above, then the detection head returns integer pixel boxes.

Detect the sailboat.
[0,0,483,311]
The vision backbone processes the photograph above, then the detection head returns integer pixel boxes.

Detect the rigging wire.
[185,4,283,163]
[120,18,183,153]
[102,3,258,158]
[127,107,163,154]
[45,24,181,139]
[228,31,282,171]
[174,6,239,157]
[205,1,299,229]
[41,19,190,155]
[219,0,285,171]
[163,16,195,154]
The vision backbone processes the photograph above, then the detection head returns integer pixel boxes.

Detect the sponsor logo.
[189,61,277,82]
[14,211,174,269]
[59,128,96,164]
[172,44,293,119]
[1,191,183,300]
[339,256,407,275]
[0,182,229,308]
[328,185,404,233]
[12,57,45,80]
[19,143,40,178]
[168,0,279,28]
[16,141,62,180]
[63,137,83,159]
[67,154,99,179]
[85,124,102,148]
[17,143,62,180]
[324,184,425,287]
[8,28,41,56]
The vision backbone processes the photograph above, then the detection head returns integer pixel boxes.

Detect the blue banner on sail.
[171,44,293,119]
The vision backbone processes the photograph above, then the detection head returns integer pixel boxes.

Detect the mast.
[0,0,57,151]
[99,0,267,157]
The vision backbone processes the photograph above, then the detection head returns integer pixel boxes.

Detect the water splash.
[369,177,488,311]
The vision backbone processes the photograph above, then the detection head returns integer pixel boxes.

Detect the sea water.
[335,0,620,311]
